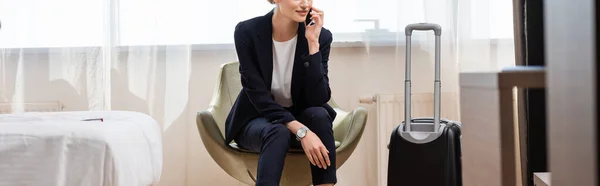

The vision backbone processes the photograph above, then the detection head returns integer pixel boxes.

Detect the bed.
[0,111,163,186]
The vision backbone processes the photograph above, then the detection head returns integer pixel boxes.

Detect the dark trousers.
[233,106,337,186]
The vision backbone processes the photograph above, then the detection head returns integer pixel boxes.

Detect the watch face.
[299,130,306,137]
[298,129,306,138]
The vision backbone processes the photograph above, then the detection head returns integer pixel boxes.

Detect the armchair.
[196,61,368,186]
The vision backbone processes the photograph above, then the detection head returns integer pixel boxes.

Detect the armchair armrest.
[196,109,247,177]
[334,107,368,152]
[329,106,368,168]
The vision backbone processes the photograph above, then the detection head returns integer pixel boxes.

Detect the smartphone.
[305,9,314,26]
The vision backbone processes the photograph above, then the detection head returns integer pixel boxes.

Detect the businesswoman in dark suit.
[224,0,336,185]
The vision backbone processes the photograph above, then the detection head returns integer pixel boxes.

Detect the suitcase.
[387,23,462,186]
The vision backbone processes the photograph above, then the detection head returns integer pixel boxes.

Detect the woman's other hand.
[300,130,331,169]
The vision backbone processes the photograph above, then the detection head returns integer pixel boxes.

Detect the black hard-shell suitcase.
[387,23,462,186]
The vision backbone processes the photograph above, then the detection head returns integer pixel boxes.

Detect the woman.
[224,0,336,185]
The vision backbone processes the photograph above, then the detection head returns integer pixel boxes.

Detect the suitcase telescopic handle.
[404,23,442,132]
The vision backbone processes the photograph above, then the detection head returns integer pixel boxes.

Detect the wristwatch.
[296,126,310,141]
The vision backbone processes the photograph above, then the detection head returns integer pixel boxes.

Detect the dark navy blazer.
[224,9,337,145]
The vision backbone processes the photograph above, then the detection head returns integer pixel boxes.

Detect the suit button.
[304,62,310,67]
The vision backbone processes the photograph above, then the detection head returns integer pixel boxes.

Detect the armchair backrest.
[209,61,242,136]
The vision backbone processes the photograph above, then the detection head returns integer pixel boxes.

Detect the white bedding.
[0,111,163,186]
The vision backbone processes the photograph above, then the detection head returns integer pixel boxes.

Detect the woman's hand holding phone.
[305,7,324,55]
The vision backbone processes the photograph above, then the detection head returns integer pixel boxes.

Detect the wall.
[0,39,513,185]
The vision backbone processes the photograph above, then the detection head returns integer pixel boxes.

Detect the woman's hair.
[267,0,275,4]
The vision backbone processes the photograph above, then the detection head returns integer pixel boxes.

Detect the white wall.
[0,40,512,185]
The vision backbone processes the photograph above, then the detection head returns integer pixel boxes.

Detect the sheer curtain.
[0,0,514,185]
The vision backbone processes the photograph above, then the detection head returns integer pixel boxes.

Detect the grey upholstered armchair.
[196,61,368,186]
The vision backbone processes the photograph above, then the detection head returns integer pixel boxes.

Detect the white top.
[271,35,297,107]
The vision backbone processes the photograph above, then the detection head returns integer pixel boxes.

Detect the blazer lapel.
[291,22,309,103]
[256,10,275,89]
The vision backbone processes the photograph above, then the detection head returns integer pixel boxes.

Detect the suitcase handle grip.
[405,23,442,36]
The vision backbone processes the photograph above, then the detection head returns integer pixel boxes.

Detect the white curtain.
[0,0,515,185]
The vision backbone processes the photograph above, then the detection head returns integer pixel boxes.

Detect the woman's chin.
[291,16,305,23]
[284,14,305,23]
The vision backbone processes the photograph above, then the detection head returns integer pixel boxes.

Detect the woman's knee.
[263,124,291,142]
[302,106,332,123]
[301,107,334,138]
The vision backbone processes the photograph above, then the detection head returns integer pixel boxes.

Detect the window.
[118,0,383,45]
[0,0,513,48]
[469,0,514,39]
[0,0,104,48]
